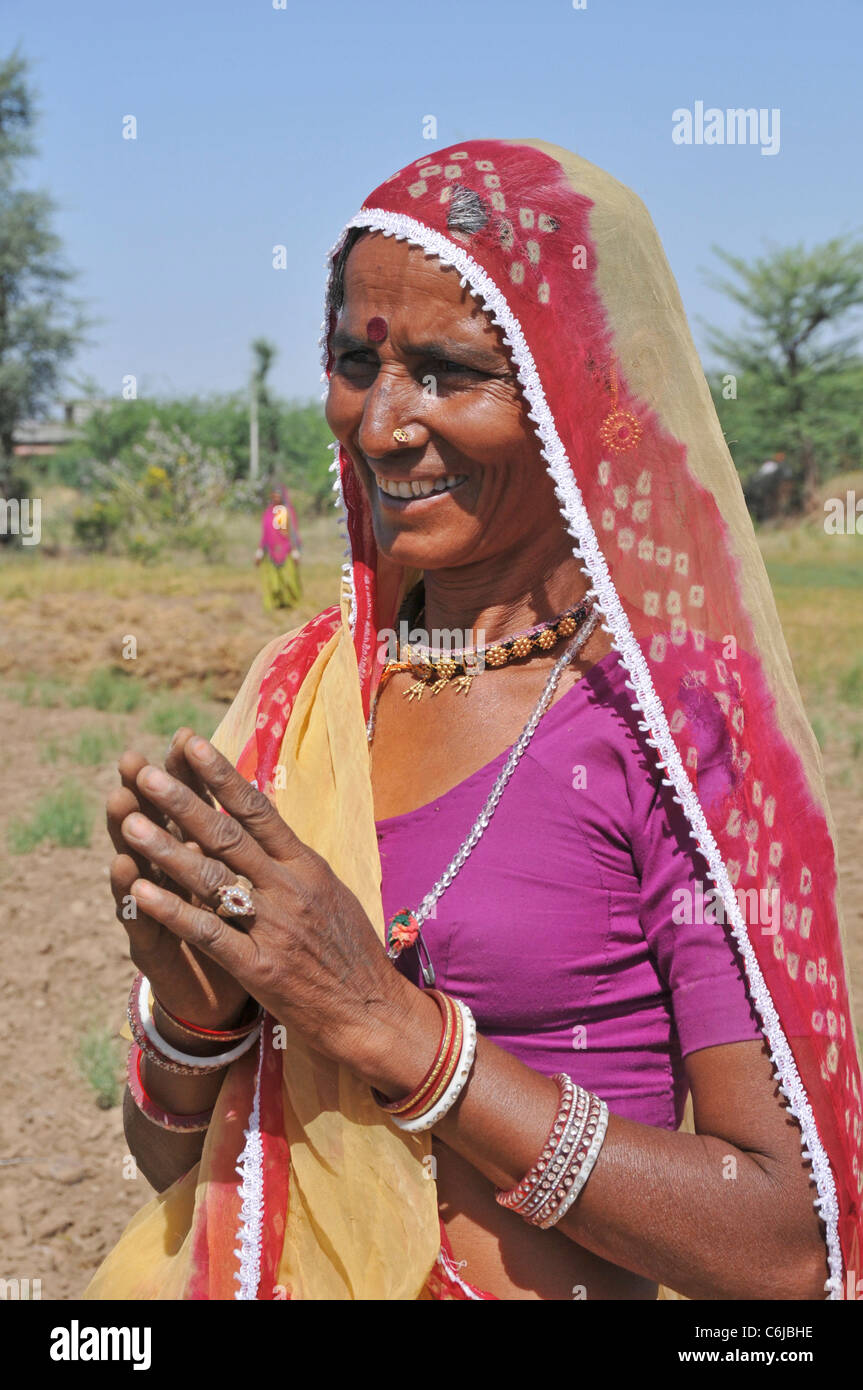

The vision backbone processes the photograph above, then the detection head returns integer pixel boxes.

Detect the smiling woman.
[84,139,863,1302]
[327,230,540,567]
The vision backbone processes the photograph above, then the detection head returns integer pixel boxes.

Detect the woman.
[86,139,862,1300]
[255,484,302,610]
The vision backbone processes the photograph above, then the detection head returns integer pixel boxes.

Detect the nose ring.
[392,427,410,443]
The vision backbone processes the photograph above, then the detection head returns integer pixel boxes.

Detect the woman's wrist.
[350,981,444,1097]
[131,999,236,1115]
[137,1049,226,1115]
[151,998,252,1055]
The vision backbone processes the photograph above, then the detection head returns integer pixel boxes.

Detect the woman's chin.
[368,514,473,567]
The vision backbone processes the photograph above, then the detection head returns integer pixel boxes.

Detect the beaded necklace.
[367,600,600,985]
[378,593,593,700]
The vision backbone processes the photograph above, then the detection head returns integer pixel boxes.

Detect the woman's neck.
[418,546,589,647]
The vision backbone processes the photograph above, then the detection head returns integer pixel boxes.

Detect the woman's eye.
[335,352,376,374]
[334,353,482,378]
[433,359,480,376]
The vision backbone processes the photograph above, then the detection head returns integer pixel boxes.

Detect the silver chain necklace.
[367,604,600,985]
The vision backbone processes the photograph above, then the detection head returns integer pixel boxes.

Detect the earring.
[598,360,643,454]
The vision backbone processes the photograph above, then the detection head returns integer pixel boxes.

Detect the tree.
[278,401,339,511]
[0,48,89,495]
[250,336,280,480]
[701,236,863,501]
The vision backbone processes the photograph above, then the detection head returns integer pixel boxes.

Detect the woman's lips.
[374,472,469,506]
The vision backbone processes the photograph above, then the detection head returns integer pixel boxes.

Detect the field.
[0,490,861,1299]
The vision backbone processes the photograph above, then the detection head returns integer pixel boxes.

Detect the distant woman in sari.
[256,485,302,611]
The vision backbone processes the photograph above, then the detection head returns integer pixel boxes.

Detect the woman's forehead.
[341,233,470,309]
[337,234,503,348]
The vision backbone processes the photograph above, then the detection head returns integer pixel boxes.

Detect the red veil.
[307,139,860,1294]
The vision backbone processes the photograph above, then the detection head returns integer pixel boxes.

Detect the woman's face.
[325,233,563,573]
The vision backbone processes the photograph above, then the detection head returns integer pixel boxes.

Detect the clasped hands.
[109,728,433,1091]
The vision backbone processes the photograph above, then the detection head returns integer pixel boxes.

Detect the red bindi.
[366,316,388,342]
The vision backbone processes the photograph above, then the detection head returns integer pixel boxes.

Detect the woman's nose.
[357,369,426,460]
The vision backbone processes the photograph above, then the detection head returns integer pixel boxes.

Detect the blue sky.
[6,0,862,408]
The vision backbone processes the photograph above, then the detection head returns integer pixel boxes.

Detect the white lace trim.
[317,206,843,1298]
[320,235,358,638]
[327,441,356,631]
[435,1248,484,1300]
[232,1030,267,1299]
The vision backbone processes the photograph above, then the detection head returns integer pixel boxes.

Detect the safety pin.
[416,927,436,988]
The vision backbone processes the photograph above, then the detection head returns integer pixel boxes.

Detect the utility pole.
[249,373,259,481]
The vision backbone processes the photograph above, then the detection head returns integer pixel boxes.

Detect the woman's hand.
[117,734,423,1085]
[107,731,251,1030]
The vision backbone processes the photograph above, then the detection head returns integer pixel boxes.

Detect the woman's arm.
[365,993,828,1301]
[122,1002,229,1191]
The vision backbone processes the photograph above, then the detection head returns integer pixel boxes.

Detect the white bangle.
[137,976,262,1070]
[391,999,477,1134]
[538,1098,609,1229]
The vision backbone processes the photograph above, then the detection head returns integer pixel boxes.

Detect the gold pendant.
[452,673,475,695]
[404,680,427,701]
[429,677,449,696]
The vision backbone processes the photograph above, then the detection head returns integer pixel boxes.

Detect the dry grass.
[0,512,341,699]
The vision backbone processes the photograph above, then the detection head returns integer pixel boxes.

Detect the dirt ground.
[1,532,862,1300]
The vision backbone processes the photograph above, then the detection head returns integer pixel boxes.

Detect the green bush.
[10,676,66,708]
[144,695,213,738]
[68,666,145,713]
[71,727,124,765]
[124,531,165,565]
[838,661,863,706]
[72,498,125,551]
[8,780,92,852]
[173,522,224,560]
[77,1026,125,1109]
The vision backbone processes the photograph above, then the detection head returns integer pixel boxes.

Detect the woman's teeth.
[377,473,468,499]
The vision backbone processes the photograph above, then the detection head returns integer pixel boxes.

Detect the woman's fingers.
[118,750,171,830]
[133,757,295,881]
[165,727,216,809]
[107,784,148,864]
[182,735,304,862]
[130,878,254,981]
[122,812,256,910]
[110,749,172,880]
[110,851,162,953]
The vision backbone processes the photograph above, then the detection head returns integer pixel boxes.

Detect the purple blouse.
[375,650,763,1131]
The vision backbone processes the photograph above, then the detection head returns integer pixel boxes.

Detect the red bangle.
[396,997,463,1121]
[127,1044,214,1133]
[371,991,461,1121]
[155,993,262,1041]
